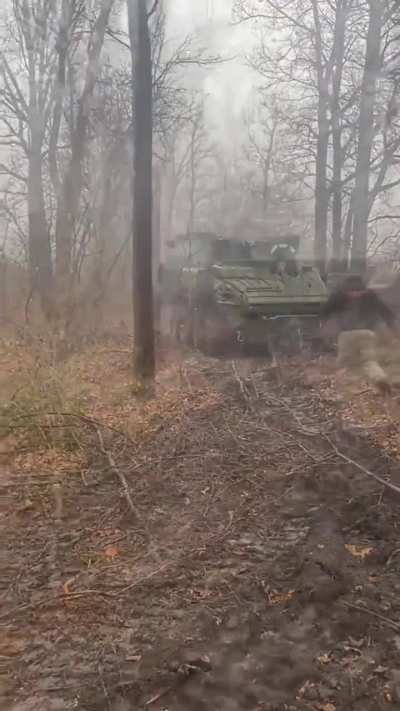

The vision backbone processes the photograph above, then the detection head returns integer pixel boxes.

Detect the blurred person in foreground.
[320,275,397,394]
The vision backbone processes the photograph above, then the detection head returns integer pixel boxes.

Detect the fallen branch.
[3,411,136,444]
[95,426,141,522]
[341,601,400,632]
[327,437,400,496]
[145,686,174,707]
[116,562,169,594]
[231,361,248,400]
[95,427,162,563]
[0,564,172,622]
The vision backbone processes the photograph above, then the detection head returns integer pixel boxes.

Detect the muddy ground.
[2,350,400,711]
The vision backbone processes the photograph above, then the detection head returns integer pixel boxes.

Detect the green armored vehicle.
[159,232,328,356]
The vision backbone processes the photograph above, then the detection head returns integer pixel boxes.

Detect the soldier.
[321,275,396,393]
[270,242,299,277]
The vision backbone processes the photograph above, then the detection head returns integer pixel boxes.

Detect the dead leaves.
[63,577,75,596]
[309,348,400,458]
[267,589,296,605]
[345,544,374,560]
[103,545,120,560]
[316,653,332,665]
[14,448,84,476]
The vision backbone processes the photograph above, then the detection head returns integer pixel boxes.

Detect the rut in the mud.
[2,356,400,711]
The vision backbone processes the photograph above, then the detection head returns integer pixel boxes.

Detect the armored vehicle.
[159,232,328,356]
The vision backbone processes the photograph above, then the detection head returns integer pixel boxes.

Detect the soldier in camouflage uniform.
[321,275,396,393]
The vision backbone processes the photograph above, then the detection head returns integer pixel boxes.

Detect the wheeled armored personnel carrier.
[159,232,328,356]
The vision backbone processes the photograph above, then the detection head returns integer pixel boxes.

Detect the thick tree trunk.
[28,146,53,320]
[128,0,155,378]
[343,197,353,269]
[91,169,113,333]
[262,120,277,219]
[314,100,330,276]
[330,0,347,271]
[311,0,330,277]
[54,0,114,328]
[0,250,7,321]
[351,0,383,273]
[153,163,162,331]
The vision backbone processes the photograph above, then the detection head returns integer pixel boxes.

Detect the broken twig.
[95,426,141,522]
[95,427,162,563]
[327,437,400,496]
[341,601,400,632]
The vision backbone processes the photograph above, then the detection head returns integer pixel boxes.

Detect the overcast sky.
[164,0,257,146]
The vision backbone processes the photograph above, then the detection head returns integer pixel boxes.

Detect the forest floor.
[2,335,400,711]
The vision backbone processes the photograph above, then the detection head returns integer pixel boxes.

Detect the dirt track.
[2,353,400,711]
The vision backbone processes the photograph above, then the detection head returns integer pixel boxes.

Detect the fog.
[164,0,257,146]
[1,0,400,326]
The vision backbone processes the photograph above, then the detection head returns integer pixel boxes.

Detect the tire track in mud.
[134,362,400,711]
[4,357,400,711]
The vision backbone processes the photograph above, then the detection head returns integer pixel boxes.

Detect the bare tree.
[159,95,216,240]
[128,0,155,378]
[351,0,384,271]
[0,0,57,318]
[0,0,115,328]
[329,0,348,269]
[235,0,335,270]
[244,96,280,219]
[236,0,400,271]
[53,0,114,333]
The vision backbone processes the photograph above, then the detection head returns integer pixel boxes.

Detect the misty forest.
[3,1,400,710]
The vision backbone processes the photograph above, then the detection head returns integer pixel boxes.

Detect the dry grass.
[0,345,87,452]
[303,334,400,457]
[0,335,222,473]
[3,332,400,710]
[1,327,400,471]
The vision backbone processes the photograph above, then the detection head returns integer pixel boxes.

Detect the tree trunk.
[54,0,114,329]
[314,99,330,276]
[0,250,7,321]
[153,163,162,331]
[330,0,347,271]
[91,169,113,333]
[187,121,197,239]
[351,0,383,273]
[28,144,53,320]
[343,196,353,269]
[311,0,330,277]
[128,0,155,378]
[262,120,277,219]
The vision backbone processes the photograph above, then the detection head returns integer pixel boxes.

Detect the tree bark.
[330,0,347,270]
[343,196,353,269]
[54,0,114,327]
[351,0,383,273]
[128,0,155,378]
[28,142,53,320]
[0,249,7,321]
[311,0,330,277]
[262,119,277,219]
[153,162,162,331]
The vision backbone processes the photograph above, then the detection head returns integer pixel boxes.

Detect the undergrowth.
[0,338,88,452]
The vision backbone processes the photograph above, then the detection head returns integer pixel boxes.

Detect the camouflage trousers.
[337,329,389,389]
